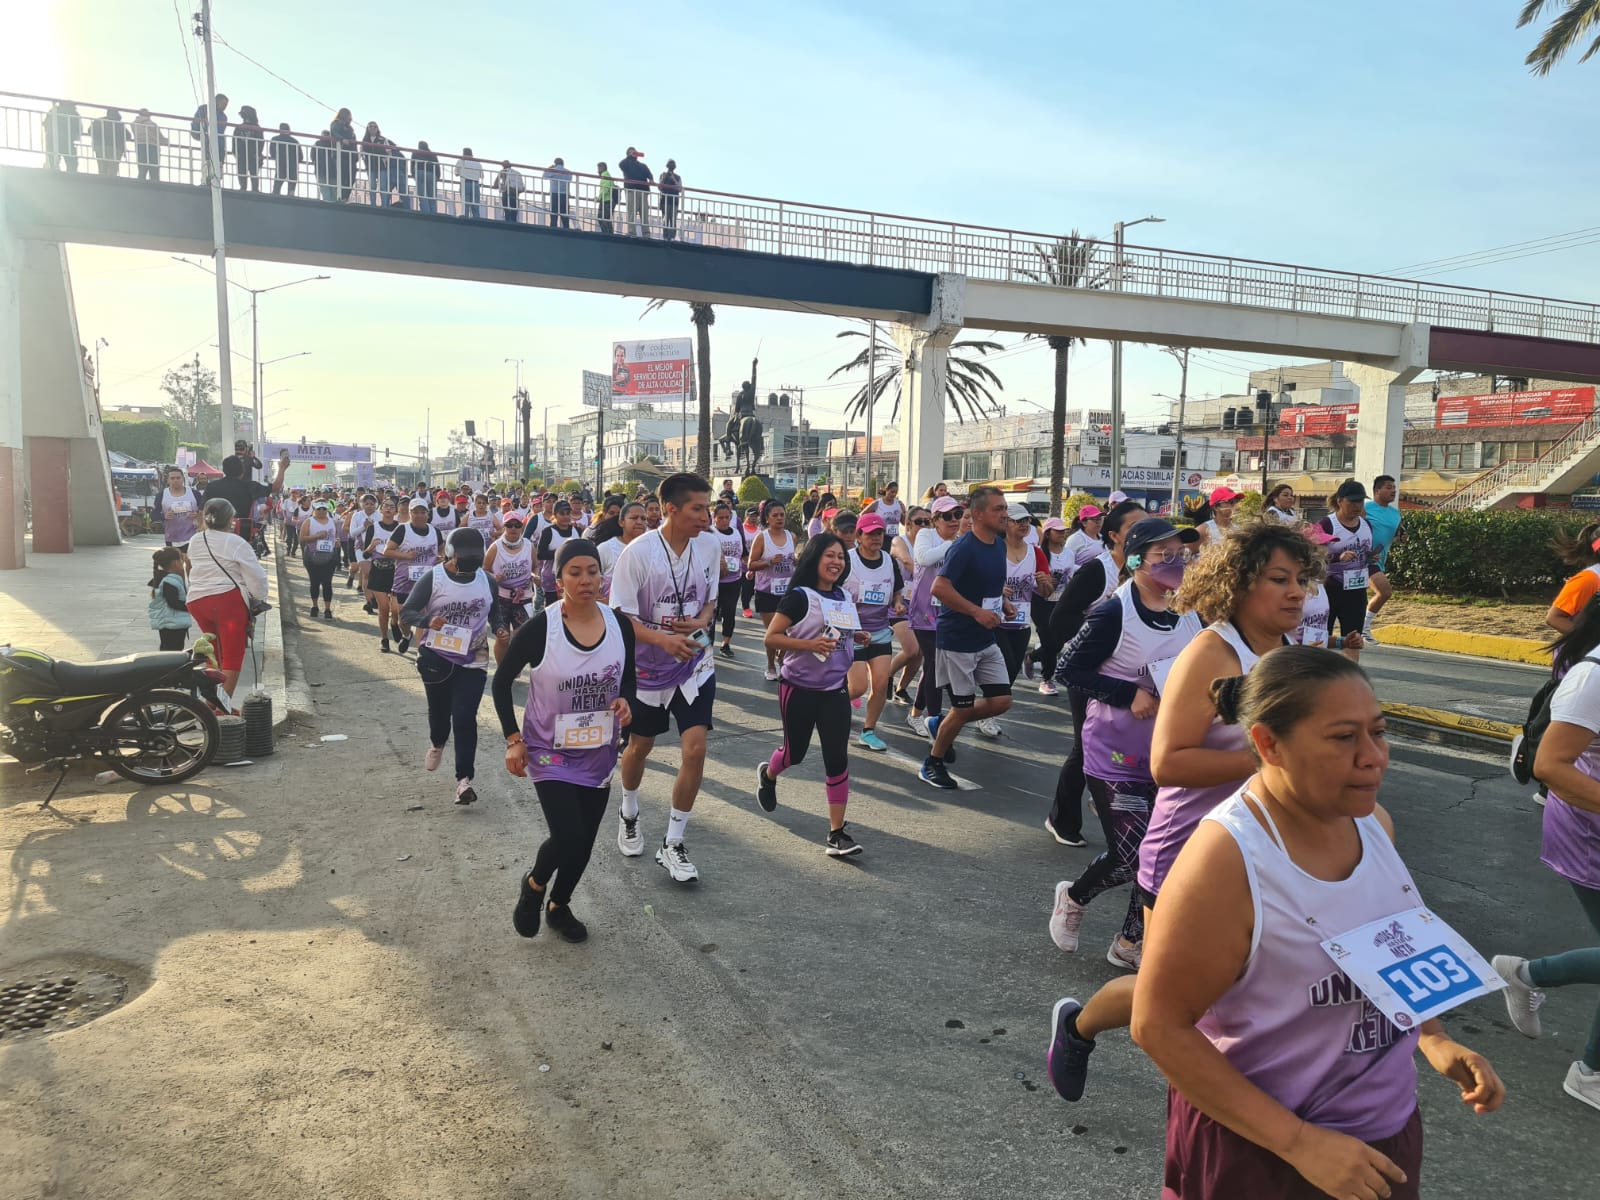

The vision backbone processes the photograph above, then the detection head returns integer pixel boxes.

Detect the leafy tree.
[737,475,771,505]
[1060,491,1101,524]
[1233,491,1266,524]
[1518,0,1600,74]
[159,357,220,448]
[103,418,178,464]
[1019,233,1110,512]
[641,298,715,478]
[829,328,1006,425]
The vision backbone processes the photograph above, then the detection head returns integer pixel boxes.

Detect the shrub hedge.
[104,418,178,464]
[1387,509,1590,598]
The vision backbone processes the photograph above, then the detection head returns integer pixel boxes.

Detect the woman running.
[863,480,906,541]
[998,502,1053,686]
[1051,517,1203,968]
[1546,521,1600,636]
[1196,486,1241,546]
[749,499,798,681]
[496,539,637,943]
[1263,483,1298,524]
[845,513,903,753]
[536,500,579,607]
[1317,479,1374,661]
[363,497,404,652]
[298,498,342,620]
[485,514,534,665]
[754,532,867,857]
[599,501,647,602]
[711,501,747,659]
[905,495,962,744]
[1063,504,1103,564]
[739,505,761,616]
[1048,521,1319,1102]
[155,466,202,554]
[1135,648,1504,1198]
[1293,525,1336,650]
[1042,499,1145,847]
[887,505,928,704]
[1028,517,1076,696]
[400,527,495,806]
[385,496,446,655]
[465,491,502,542]
[1493,594,1600,1113]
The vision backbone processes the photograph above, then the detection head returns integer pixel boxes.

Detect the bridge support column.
[0,184,23,569]
[1348,324,1428,491]
[895,273,965,503]
[28,437,72,552]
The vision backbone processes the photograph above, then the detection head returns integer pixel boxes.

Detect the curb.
[1375,624,1551,666]
[1382,701,1515,756]
[247,537,293,732]
[269,537,315,725]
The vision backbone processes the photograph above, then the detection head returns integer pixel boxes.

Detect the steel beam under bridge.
[0,168,935,323]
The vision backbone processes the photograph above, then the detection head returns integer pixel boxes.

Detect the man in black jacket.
[618,147,653,237]
[270,124,301,196]
[203,450,289,552]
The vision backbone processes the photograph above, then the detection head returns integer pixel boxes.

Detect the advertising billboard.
[1434,386,1595,429]
[1278,404,1359,435]
[611,338,692,401]
[582,370,614,409]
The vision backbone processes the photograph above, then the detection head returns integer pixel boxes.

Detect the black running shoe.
[545,905,589,943]
[380,640,391,653]
[390,623,403,641]
[513,872,542,937]
[397,633,412,654]
[893,687,913,705]
[826,825,862,857]
[1047,997,1096,1102]
[308,604,319,619]
[920,757,957,790]
[364,601,378,615]
[719,643,735,660]
[755,761,778,812]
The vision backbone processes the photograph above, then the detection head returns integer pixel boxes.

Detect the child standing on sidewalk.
[148,547,192,650]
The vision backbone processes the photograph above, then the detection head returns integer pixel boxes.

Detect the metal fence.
[5,90,1600,342]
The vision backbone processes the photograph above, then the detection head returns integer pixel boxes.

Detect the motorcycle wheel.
[102,689,221,785]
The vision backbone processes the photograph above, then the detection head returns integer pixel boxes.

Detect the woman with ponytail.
[1547,521,1600,635]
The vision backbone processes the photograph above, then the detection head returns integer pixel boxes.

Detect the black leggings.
[998,626,1030,684]
[1029,597,1064,677]
[303,556,338,603]
[717,579,742,640]
[913,628,942,715]
[739,573,755,611]
[1068,776,1157,944]
[530,779,610,907]
[158,627,187,650]
[1049,687,1090,839]
[769,682,851,810]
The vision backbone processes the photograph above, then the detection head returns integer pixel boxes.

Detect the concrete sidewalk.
[0,533,289,726]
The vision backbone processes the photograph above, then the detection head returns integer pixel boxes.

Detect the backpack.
[1510,653,1600,784]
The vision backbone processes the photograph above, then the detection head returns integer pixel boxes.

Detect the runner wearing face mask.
[1050,518,1203,969]
[485,515,535,666]
[399,527,495,805]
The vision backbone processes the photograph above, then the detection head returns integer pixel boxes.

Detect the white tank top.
[1001,544,1038,628]
[303,516,338,557]
[1044,545,1076,601]
[1101,581,1204,685]
[493,537,535,598]
[1297,586,1331,648]
[845,547,897,632]
[421,563,493,667]
[1090,549,1120,607]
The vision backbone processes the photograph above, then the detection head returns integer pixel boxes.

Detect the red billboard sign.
[1434,387,1595,429]
[1278,403,1358,435]
[611,337,692,401]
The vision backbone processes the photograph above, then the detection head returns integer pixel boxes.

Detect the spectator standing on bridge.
[458,148,483,219]
[132,109,169,182]
[269,123,301,196]
[190,93,228,180]
[543,158,572,228]
[312,130,336,201]
[497,160,524,222]
[233,106,264,192]
[411,141,441,215]
[362,122,396,206]
[90,108,130,177]
[658,159,683,241]
[596,162,617,234]
[330,109,358,202]
[619,147,653,237]
[43,100,82,172]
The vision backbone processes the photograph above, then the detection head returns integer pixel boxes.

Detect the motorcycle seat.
[49,652,195,695]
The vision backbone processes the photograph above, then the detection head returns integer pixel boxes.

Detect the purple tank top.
[715,527,746,584]
[390,523,439,597]
[908,536,952,632]
[778,587,857,691]
[753,531,796,595]
[1198,791,1421,1140]
[419,564,492,667]
[522,603,625,787]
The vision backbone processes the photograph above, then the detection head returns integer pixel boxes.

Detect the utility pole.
[195,0,235,451]
[1258,369,1296,495]
[1162,347,1190,514]
[1110,215,1165,490]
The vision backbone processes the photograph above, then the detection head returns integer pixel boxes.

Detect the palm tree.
[1019,232,1110,512]
[829,328,1006,426]
[1518,0,1600,74]
[641,299,715,477]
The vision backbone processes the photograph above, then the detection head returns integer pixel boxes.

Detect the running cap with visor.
[1006,502,1032,522]
[1334,480,1368,502]
[930,496,961,515]
[856,513,887,534]
[1123,517,1200,558]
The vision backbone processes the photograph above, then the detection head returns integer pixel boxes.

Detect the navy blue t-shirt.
[935,531,1007,652]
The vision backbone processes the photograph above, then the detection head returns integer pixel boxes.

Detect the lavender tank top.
[1081,583,1203,784]
[715,527,746,584]
[522,603,625,787]
[420,564,493,667]
[161,488,200,544]
[1138,621,1261,896]
[1199,791,1421,1140]
[908,536,953,632]
[492,537,534,600]
[390,523,439,597]
[753,531,796,595]
[778,587,857,692]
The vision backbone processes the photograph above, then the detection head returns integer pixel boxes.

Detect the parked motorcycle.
[0,645,224,807]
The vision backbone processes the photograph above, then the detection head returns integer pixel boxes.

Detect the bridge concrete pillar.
[0,180,24,569]
[895,273,966,503]
[1348,324,1428,493]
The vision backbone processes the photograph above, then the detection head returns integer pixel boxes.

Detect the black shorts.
[491,594,532,634]
[856,636,895,662]
[1326,583,1368,641]
[630,678,716,739]
[754,590,784,615]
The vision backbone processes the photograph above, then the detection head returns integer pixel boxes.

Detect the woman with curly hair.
[1047,520,1323,1104]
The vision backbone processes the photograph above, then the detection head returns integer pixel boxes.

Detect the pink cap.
[1305,524,1336,545]
[1077,504,1104,520]
[930,496,961,514]
[856,513,887,534]
[1209,486,1244,505]
[1041,517,1068,533]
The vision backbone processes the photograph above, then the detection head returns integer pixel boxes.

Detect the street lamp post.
[257,351,312,441]
[1110,215,1165,491]
[504,357,526,478]
[1161,346,1190,513]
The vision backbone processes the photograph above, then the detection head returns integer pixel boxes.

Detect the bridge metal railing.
[4,90,1600,342]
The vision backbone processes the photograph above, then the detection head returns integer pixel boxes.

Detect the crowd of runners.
[143,460,1600,1194]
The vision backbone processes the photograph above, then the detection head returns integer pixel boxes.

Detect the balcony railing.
[4,90,1600,342]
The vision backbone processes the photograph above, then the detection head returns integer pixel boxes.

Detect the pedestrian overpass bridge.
[7,90,1600,564]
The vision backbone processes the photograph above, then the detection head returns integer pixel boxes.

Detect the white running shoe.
[907,712,930,738]
[616,812,644,857]
[1564,1061,1600,1112]
[1038,680,1059,697]
[1106,935,1143,972]
[764,665,779,682]
[655,839,700,883]
[424,745,443,772]
[1492,955,1544,1038]
[977,717,1002,739]
[1049,881,1085,952]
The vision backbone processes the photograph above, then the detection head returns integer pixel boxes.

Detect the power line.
[1384,224,1600,276]
[171,0,201,106]
[212,30,334,112]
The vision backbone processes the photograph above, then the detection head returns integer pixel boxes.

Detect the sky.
[6,0,1599,464]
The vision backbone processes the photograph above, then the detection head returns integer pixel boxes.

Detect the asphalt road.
[1363,640,1548,726]
[3,560,1594,1200]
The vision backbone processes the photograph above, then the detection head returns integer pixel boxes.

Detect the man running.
[609,473,720,883]
[921,485,1014,790]
[1364,472,1401,639]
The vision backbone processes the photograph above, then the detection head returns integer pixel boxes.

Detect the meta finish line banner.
[261,441,373,463]
[611,337,691,401]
